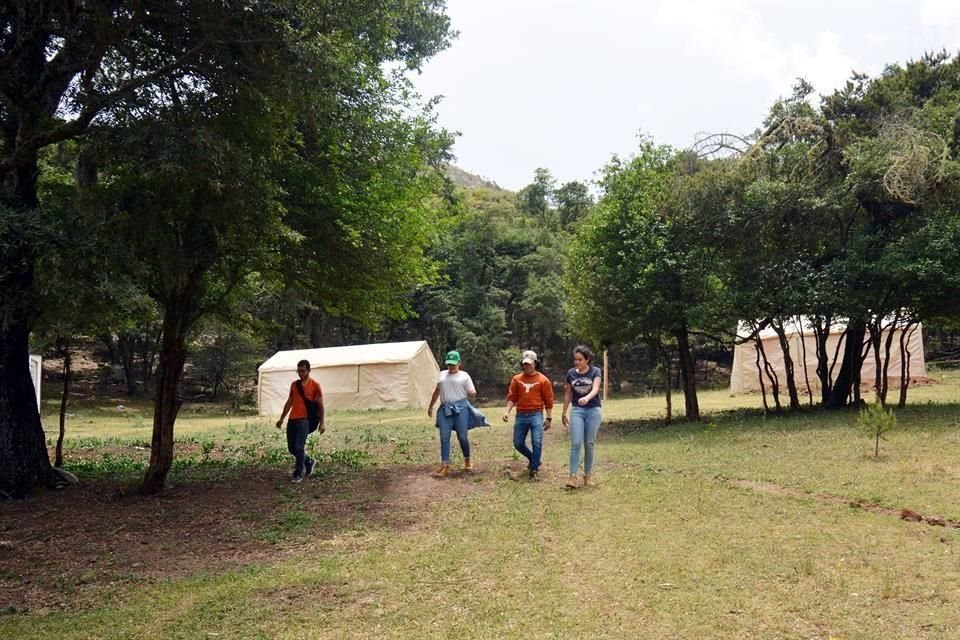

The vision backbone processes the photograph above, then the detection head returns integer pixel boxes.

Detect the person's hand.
[427,407,433,418]
[544,417,552,431]
[501,412,510,423]
[275,419,282,429]
[319,423,326,434]
[562,414,569,428]
[578,397,589,406]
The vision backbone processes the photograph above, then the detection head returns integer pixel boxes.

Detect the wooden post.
[603,348,609,402]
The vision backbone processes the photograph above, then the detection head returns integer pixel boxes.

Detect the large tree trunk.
[0,315,59,497]
[827,319,867,408]
[141,299,194,495]
[0,163,58,497]
[674,329,700,421]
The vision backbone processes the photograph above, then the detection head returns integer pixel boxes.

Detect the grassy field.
[2,369,959,638]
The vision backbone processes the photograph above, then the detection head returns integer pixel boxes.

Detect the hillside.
[443,163,506,191]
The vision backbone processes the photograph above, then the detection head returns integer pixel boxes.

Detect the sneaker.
[528,469,539,481]
[583,474,594,487]
[432,464,451,478]
[463,458,473,472]
[291,475,303,484]
[565,474,579,489]
[304,458,315,478]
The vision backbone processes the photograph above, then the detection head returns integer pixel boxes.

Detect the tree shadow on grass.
[0,461,489,614]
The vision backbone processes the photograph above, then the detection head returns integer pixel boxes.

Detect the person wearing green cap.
[427,350,481,477]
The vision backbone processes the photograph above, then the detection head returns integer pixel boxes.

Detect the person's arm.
[502,399,515,422]
[502,378,516,422]
[465,373,477,398]
[427,385,440,417]
[542,376,554,431]
[316,390,325,434]
[562,381,572,428]
[275,394,293,429]
[578,372,602,406]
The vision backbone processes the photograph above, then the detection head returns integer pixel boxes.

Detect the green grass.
[6,369,960,638]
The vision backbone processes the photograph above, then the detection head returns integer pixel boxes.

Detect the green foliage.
[190,323,264,403]
[857,403,898,458]
[516,167,557,224]
[0,0,457,496]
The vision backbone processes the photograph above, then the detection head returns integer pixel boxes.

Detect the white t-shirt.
[437,370,476,404]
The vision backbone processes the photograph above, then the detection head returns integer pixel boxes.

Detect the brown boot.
[463,457,473,472]
[583,474,594,487]
[432,464,450,478]
[565,474,579,489]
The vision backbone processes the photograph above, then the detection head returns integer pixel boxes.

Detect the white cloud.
[787,31,861,96]
[920,0,960,28]
[655,0,862,99]
[416,0,960,189]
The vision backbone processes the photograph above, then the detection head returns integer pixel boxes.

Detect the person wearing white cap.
[502,349,554,480]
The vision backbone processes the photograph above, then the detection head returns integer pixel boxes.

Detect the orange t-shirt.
[288,378,323,419]
[507,371,554,413]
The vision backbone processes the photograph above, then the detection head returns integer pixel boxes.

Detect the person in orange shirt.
[501,350,554,480]
[276,359,324,483]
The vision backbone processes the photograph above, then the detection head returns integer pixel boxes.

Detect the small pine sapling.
[857,403,897,458]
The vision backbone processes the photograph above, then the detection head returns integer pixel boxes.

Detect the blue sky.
[413,0,960,191]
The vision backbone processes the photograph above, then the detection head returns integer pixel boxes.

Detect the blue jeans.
[513,412,544,471]
[286,418,314,478]
[436,401,471,463]
[569,406,602,474]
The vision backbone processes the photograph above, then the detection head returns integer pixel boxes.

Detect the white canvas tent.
[731,319,926,395]
[257,341,440,415]
[29,354,42,410]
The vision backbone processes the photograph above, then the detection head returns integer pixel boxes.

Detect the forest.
[3,2,960,499]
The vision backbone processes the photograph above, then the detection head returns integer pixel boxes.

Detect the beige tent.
[730,319,926,395]
[257,341,440,415]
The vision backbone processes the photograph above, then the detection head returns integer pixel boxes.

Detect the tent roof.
[258,341,432,373]
[737,316,920,341]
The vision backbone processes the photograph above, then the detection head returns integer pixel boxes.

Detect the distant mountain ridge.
[443,164,506,191]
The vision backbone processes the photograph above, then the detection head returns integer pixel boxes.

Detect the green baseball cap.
[445,350,461,365]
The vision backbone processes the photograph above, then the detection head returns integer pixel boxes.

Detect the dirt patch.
[0,462,493,614]
[616,462,960,533]
[726,478,960,530]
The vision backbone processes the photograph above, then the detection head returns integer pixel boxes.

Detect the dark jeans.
[513,411,544,471]
[286,418,314,478]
